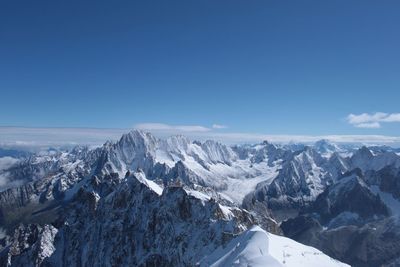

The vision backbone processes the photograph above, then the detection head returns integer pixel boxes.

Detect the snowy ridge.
[350,146,400,171]
[202,226,349,267]
[133,171,164,196]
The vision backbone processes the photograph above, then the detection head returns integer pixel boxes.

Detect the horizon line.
[0,126,400,148]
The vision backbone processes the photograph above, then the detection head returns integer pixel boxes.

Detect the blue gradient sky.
[1,0,399,136]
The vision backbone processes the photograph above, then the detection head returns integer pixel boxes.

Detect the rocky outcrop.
[311,172,389,224]
[365,165,400,200]
[281,171,398,267]
[2,172,260,266]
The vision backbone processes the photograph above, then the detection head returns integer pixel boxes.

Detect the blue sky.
[1,0,400,138]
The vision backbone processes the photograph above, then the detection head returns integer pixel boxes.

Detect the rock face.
[311,171,390,224]
[2,172,258,266]
[4,224,58,267]
[246,146,347,215]
[282,216,400,267]
[350,146,400,172]
[1,171,347,267]
[281,171,400,267]
[365,165,400,201]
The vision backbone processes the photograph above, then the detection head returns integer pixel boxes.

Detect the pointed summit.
[314,139,340,156]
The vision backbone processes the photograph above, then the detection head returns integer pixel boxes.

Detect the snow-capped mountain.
[244,146,351,217]
[350,146,400,172]
[90,130,281,203]
[1,130,399,266]
[281,169,400,266]
[313,139,343,157]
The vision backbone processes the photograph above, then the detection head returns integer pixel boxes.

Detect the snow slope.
[202,226,349,267]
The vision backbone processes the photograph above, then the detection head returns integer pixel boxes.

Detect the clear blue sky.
[1,0,399,136]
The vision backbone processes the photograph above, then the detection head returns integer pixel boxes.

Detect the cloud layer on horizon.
[1,125,400,149]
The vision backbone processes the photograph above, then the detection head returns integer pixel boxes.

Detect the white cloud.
[134,123,211,132]
[354,122,381,129]
[384,113,400,122]
[0,173,25,190]
[212,124,228,129]
[0,157,21,190]
[0,157,19,171]
[347,112,400,128]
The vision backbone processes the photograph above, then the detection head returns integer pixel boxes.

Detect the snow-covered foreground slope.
[203,226,349,267]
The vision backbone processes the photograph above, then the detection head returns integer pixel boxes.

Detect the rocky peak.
[200,140,237,165]
[3,169,258,267]
[117,130,157,157]
[164,135,191,152]
[350,146,374,169]
[314,139,340,155]
[354,146,373,158]
[312,172,390,222]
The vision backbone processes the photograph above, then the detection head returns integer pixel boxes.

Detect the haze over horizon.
[2,126,400,149]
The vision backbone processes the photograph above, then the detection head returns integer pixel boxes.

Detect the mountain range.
[1,130,400,266]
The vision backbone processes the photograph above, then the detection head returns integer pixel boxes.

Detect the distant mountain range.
[1,130,400,266]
